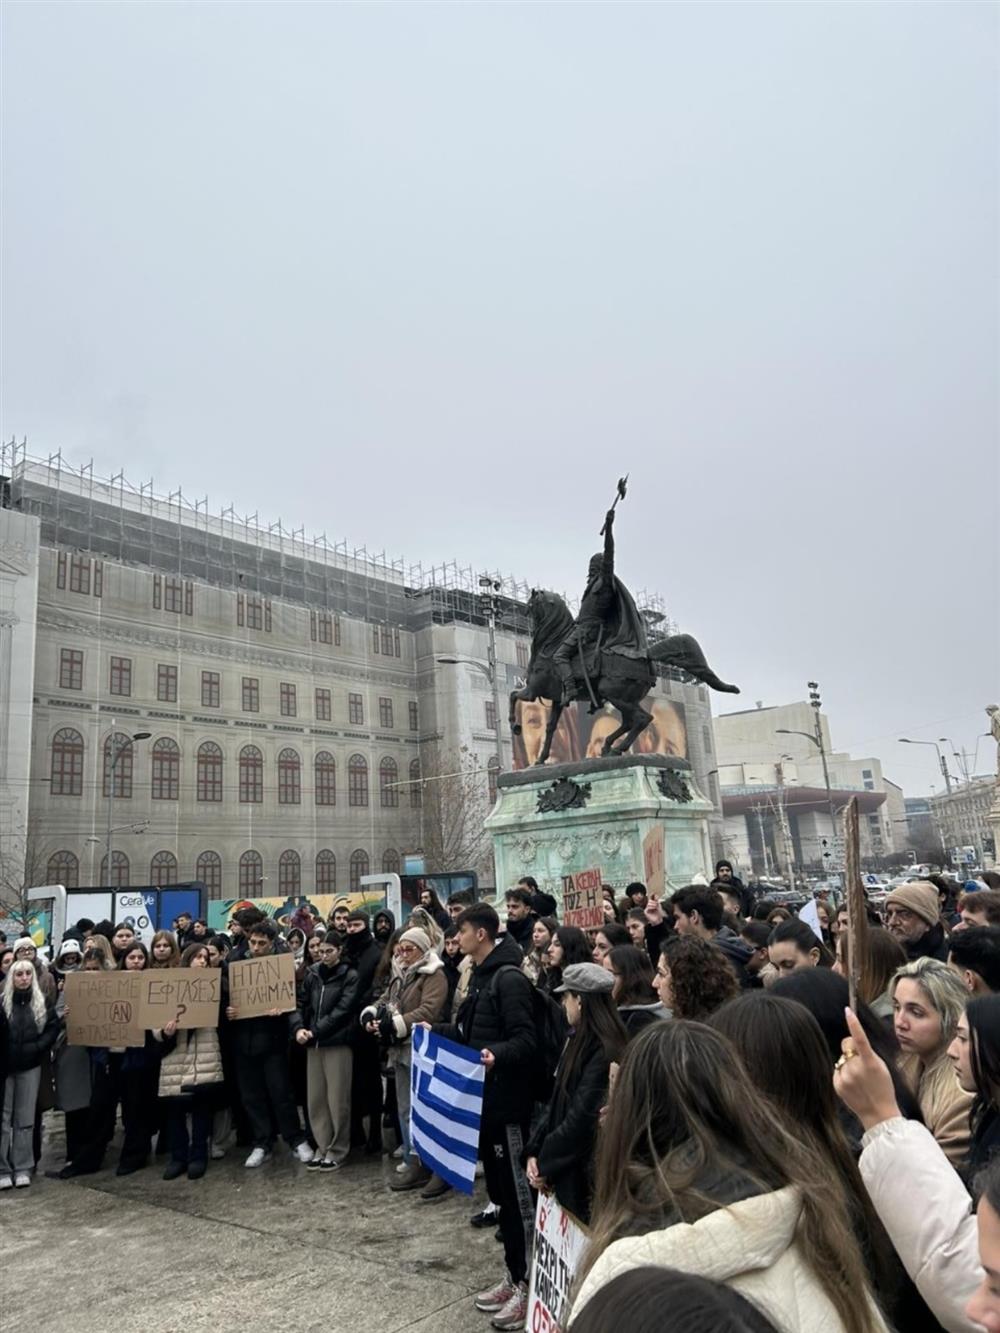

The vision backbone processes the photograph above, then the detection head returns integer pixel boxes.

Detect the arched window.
[151,737,180,801]
[196,850,222,895]
[150,850,178,887]
[99,850,130,888]
[348,754,368,808]
[382,848,400,876]
[315,849,336,893]
[278,747,301,804]
[239,745,263,803]
[315,751,336,806]
[488,755,500,805]
[50,728,84,796]
[102,733,134,799]
[47,850,79,888]
[409,758,422,809]
[239,850,263,894]
[196,741,223,802]
[279,849,301,895]
[379,756,399,808]
[349,848,369,892]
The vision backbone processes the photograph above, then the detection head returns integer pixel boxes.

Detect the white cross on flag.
[410,1026,485,1194]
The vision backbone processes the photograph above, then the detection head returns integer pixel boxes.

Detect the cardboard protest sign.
[64,970,146,1047]
[228,952,297,1019]
[135,969,221,1031]
[527,1194,589,1333]
[642,824,665,899]
[560,867,604,930]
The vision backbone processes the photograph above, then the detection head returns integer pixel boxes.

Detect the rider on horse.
[552,507,648,708]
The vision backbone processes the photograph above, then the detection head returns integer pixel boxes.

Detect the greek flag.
[410,1026,485,1194]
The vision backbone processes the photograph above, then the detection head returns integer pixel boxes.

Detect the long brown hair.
[581,1021,882,1333]
[557,989,627,1095]
[708,994,900,1305]
[149,929,180,969]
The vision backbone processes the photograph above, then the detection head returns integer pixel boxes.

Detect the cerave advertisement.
[512,698,687,769]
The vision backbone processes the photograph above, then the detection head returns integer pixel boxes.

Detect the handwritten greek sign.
[527,1194,589,1333]
[561,867,603,930]
[135,969,221,1030]
[64,970,145,1047]
[642,824,665,899]
[228,952,297,1019]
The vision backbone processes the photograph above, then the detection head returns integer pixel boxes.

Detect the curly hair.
[662,935,738,1020]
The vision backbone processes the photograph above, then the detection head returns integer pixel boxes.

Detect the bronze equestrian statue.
[510,487,739,765]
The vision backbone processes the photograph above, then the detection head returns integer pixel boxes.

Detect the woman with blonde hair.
[891,956,973,1166]
[406,907,444,955]
[571,1021,890,1333]
[0,960,59,1189]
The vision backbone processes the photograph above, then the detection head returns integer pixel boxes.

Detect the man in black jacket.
[434,904,536,1331]
[344,911,384,1153]
[225,920,313,1168]
[503,887,536,953]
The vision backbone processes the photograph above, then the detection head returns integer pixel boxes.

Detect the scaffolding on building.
[1,439,674,634]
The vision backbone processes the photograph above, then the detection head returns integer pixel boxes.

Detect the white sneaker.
[392,1145,404,1159]
[0,1177,12,1191]
[244,1148,271,1168]
[13,1174,30,1189]
[294,1141,314,1164]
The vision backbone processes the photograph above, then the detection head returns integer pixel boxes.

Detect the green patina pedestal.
[486,754,714,903]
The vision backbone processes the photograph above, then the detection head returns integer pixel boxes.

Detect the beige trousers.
[306,1045,353,1164]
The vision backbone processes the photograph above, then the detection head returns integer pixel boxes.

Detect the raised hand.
[833,1006,901,1131]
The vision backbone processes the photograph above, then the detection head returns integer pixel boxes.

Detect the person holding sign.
[0,961,59,1189]
[525,963,627,1224]
[155,944,225,1181]
[224,920,313,1169]
[115,942,164,1177]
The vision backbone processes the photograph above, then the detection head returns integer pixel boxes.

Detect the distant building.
[931,777,996,864]
[0,507,41,890]
[713,701,904,875]
[3,447,723,900]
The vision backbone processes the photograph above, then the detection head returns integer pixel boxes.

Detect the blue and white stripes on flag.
[410,1026,485,1194]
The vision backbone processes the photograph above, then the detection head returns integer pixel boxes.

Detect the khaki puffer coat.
[158,1027,224,1099]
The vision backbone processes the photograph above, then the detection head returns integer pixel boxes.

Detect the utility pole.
[775,759,797,886]
[807,682,837,832]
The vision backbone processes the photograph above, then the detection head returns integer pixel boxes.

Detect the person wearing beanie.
[885,881,949,962]
[343,911,384,1154]
[361,925,447,1195]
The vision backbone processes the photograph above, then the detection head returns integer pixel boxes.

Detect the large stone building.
[0,505,41,891]
[2,448,723,901]
[713,700,905,874]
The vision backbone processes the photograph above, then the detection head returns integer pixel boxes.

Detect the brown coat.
[385,954,448,1065]
[899,1049,974,1167]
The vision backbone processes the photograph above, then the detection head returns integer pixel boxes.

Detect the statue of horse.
[509,589,739,766]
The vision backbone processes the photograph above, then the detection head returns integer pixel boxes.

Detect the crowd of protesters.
[3,860,1000,1331]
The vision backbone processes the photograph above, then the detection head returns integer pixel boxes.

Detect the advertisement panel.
[512,698,687,769]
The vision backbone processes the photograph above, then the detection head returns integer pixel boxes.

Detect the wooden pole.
[843,796,867,1011]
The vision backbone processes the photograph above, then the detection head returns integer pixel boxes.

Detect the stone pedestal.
[486,754,714,902]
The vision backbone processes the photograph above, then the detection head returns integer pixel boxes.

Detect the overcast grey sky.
[2,2,997,796]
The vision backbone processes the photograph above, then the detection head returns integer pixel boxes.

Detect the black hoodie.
[372,909,396,946]
[343,927,382,1012]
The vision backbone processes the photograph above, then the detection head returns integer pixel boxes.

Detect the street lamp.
[899,737,953,793]
[104,725,151,885]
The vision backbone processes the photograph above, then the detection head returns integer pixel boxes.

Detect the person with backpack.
[431,903,540,1332]
[525,963,627,1224]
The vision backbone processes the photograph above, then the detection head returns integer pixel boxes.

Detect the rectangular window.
[349,693,364,726]
[236,592,244,627]
[110,656,132,697]
[408,701,419,732]
[57,552,67,589]
[379,697,393,729]
[381,626,393,656]
[201,671,220,708]
[69,555,90,595]
[157,664,178,703]
[516,641,529,669]
[862,769,873,780]
[239,594,270,631]
[372,625,380,654]
[153,574,162,609]
[242,676,259,712]
[311,611,334,644]
[264,600,272,632]
[393,627,401,657]
[164,577,183,613]
[334,616,341,646]
[310,610,317,642]
[280,682,297,717]
[485,700,497,730]
[315,688,332,721]
[184,581,193,616]
[93,560,103,598]
[59,648,83,691]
